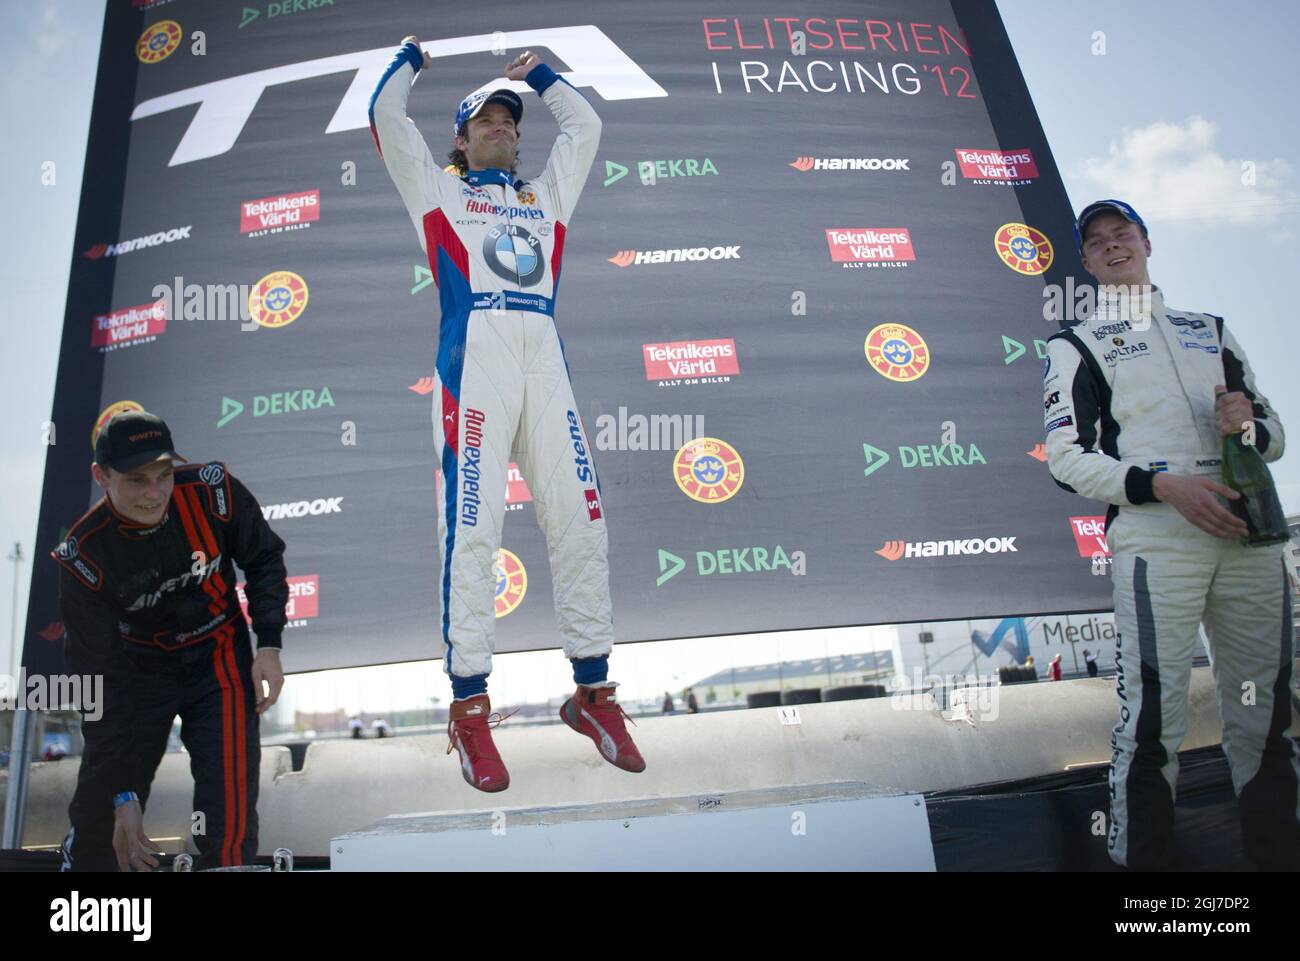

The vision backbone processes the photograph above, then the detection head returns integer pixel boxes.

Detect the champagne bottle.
[1221,430,1289,546]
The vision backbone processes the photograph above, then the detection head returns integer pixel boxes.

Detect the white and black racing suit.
[1044,286,1298,869]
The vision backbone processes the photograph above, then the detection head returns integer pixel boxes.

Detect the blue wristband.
[113,791,140,808]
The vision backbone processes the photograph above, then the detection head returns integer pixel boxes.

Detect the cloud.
[35,0,64,56]
[1076,116,1300,226]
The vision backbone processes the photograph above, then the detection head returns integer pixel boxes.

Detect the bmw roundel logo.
[482,224,546,287]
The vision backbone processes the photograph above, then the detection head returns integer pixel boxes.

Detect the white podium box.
[331,782,936,871]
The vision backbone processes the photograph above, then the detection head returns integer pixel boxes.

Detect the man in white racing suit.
[370,37,645,792]
[1044,199,1299,869]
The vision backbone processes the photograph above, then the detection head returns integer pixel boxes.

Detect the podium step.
[331,782,935,871]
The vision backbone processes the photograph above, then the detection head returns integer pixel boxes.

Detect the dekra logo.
[217,387,334,427]
[656,546,805,585]
[862,441,987,477]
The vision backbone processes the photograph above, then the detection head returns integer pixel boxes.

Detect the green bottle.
[1221,432,1289,546]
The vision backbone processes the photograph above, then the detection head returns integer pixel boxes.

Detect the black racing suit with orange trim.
[51,462,287,871]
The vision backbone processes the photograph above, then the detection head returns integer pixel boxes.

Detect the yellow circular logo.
[865,324,930,382]
[995,222,1053,275]
[674,438,744,503]
[92,401,146,447]
[493,549,527,617]
[136,21,182,64]
[248,271,309,329]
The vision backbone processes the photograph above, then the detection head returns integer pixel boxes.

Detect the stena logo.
[567,410,593,483]
[130,28,668,166]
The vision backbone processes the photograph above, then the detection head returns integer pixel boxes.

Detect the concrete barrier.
[4,668,1291,858]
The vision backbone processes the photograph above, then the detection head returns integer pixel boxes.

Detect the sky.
[2,0,1298,715]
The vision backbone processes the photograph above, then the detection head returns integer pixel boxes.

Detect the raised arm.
[369,38,455,251]
[520,58,602,223]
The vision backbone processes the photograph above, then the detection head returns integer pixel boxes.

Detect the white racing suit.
[370,43,611,679]
[1044,286,1299,869]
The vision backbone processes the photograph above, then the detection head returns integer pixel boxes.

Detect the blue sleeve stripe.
[524,62,560,95]
[367,45,422,151]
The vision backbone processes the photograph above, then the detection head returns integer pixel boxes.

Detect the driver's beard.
[471,142,516,172]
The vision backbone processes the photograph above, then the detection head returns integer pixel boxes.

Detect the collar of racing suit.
[463,167,520,190]
[104,492,173,539]
[1095,283,1162,324]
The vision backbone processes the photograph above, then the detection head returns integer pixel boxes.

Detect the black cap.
[94,411,184,472]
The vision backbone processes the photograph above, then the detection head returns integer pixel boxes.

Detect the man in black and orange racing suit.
[54,411,287,871]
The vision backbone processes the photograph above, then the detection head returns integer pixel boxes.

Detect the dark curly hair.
[446,124,521,178]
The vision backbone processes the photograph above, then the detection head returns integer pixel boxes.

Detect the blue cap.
[1074,199,1148,252]
[453,87,523,139]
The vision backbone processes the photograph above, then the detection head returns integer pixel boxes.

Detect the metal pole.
[7,543,21,681]
[3,709,36,849]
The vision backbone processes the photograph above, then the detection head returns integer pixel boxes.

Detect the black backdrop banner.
[24,0,1111,675]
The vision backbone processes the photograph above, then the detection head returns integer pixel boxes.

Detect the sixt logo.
[790,157,910,171]
[875,536,1018,561]
[609,245,740,267]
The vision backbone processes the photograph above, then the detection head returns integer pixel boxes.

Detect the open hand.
[1153,472,1248,539]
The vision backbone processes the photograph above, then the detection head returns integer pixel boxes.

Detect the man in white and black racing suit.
[370,37,644,792]
[1044,199,1299,869]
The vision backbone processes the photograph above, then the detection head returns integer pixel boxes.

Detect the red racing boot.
[446,694,511,793]
[560,683,646,773]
